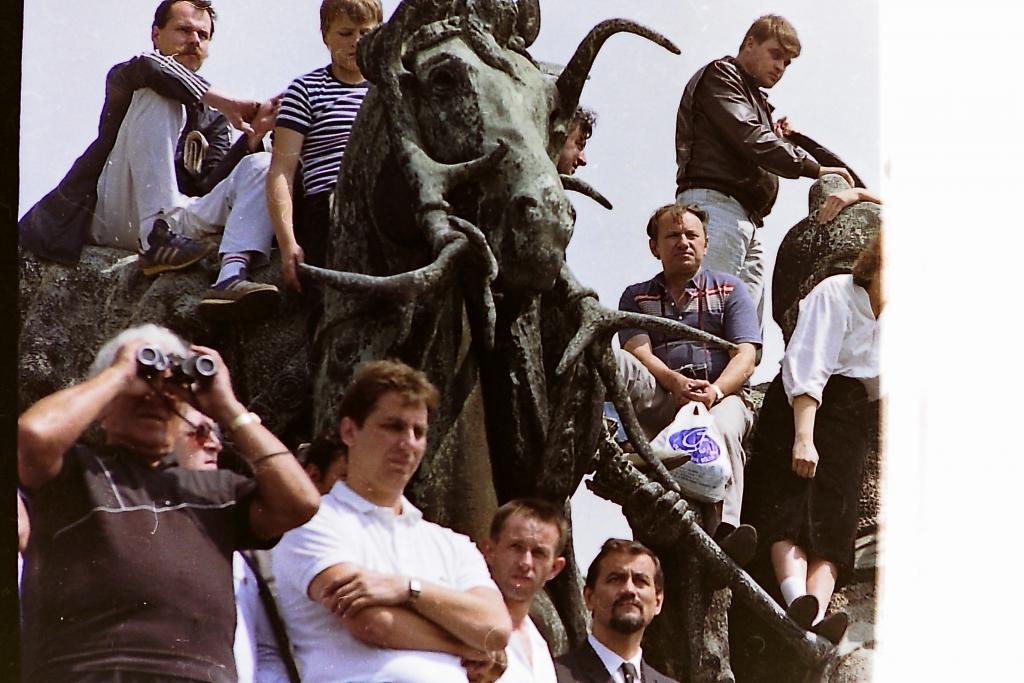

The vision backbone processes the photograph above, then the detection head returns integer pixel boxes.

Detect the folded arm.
[310,563,511,654]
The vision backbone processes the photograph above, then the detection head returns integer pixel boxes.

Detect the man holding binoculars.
[17,323,320,683]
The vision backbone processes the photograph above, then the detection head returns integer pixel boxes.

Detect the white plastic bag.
[649,401,732,503]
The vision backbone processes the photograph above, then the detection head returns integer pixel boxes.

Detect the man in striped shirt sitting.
[615,203,761,558]
[267,0,383,294]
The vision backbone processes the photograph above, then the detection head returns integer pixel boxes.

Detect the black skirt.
[742,373,878,583]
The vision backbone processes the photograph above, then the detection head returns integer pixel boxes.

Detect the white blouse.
[782,274,881,404]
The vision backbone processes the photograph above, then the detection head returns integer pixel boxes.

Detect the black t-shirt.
[21,443,272,683]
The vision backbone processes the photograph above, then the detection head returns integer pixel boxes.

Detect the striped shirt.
[276,66,368,196]
[142,50,210,101]
[618,268,761,383]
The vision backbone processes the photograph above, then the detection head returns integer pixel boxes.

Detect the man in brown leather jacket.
[674,15,853,323]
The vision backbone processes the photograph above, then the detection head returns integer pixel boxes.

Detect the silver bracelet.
[225,411,261,436]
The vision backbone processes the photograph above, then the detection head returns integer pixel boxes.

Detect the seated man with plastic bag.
[615,202,760,560]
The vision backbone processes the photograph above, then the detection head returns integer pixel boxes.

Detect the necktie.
[621,662,639,683]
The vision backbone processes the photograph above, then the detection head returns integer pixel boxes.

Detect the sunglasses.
[185,421,219,442]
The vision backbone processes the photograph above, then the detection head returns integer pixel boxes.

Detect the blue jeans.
[677,188,764,324]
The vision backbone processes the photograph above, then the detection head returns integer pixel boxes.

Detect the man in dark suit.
[554,539,679,683]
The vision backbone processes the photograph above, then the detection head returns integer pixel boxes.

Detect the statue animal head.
[309,0,678,306]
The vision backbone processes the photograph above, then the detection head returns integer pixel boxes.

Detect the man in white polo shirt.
[480,498,568,683]
[272,360,512,682]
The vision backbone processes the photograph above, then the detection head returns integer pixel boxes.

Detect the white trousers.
[89,88,273,265]
[615,348,753,528]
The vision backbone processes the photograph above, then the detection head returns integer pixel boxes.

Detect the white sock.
[214,253,250,287]
[780,576,805,606]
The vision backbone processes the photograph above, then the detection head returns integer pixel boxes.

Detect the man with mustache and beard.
[554,539,678,683]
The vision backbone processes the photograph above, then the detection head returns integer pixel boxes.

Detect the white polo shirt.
[272,481,499,683]
[497,615,556,683]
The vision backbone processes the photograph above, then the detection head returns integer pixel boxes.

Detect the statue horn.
[554,19,679,129]
[560,174,613,210]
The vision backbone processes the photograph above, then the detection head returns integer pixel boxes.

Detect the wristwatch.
[407,578,422,606]
[710,384,725,404]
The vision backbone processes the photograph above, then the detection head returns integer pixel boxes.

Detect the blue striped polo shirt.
[618,268,761,382]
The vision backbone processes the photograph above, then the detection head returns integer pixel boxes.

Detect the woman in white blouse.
[743,233,882,646]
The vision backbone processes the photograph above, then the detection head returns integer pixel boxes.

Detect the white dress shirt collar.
[588,633,643,683]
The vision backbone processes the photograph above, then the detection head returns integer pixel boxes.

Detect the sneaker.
[198,276,279,322]
[138,219,216,276]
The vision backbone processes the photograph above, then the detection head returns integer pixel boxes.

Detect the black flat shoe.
[786,594,819,631]
[811,610,849,646]
[718,523,758,567]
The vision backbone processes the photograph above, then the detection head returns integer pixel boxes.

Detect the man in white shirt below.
[555,539,679,683]
[477,499,568,683]
[272,360,512,683]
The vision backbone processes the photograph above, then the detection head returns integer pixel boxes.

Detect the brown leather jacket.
[675,56,819,225]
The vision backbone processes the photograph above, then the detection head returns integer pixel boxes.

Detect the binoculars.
[136,345,217,384]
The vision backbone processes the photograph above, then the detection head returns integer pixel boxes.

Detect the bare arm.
[816,187,881,224]
[791,394,820,479]
[18,341,149,491]
[344,605,482,658]
[412,585,510,654]
[18,493,31,553]
[266,127,305,292]
[188,345,319,539]
[310,563,511,653]
[201,88,259,136]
